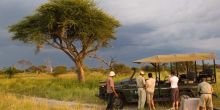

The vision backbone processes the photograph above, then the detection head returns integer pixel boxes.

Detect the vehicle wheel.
[113,97,124,109]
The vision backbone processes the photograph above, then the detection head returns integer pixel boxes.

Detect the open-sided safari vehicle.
[98,53,217,109]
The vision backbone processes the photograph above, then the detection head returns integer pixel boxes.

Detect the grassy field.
[0,72,105,104]
[0,70,219,109]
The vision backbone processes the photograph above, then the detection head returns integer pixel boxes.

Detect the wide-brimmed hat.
[109,71,116,76]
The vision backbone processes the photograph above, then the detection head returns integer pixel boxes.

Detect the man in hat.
[136,70,146,110]
[198,77,213,110]
[106,71,118,110]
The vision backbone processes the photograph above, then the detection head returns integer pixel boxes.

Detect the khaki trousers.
[138,88,146,110]
[199,94,213,108]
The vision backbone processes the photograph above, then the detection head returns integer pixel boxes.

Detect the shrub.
[111,63,132,74]
[3,67,19,78]
[26,66,39,73]
[92,68,106,73]
[0,69,3,74]
[53,66,67,76]
[37,65,47,73]
[141,65,155,72]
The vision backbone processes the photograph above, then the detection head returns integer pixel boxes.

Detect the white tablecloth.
[180,98,200,110]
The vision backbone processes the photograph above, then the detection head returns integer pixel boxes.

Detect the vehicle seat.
[186,71,197,83]
[198,68,214,82]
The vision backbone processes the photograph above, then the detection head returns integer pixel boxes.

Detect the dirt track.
[31,97,139,110]
[25,96,173,110]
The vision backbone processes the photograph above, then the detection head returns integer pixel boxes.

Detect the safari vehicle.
[98,53,217,109]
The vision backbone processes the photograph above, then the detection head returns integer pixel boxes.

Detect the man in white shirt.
[145,73,156,110]
[169,71,179,110]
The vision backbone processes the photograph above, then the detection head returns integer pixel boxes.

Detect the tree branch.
[86,44,99,54]
[89,54,116,69]
[46,40,61,49]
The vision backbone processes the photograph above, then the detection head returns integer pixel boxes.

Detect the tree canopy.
[9,0,120,82]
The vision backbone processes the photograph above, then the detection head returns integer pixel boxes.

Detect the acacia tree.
[9,0,120,82]
[17,59,32,71]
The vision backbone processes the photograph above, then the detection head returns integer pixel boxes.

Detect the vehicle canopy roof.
[133,52,216,63]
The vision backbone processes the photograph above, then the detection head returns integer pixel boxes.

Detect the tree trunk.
[62,50,86,83]
[76,62,85,83]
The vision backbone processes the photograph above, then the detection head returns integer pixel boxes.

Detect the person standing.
[169,71,179,110]
[198,78,213,110]
[106,71,118,110]
[145,73,156,110]
[136,71,146,110]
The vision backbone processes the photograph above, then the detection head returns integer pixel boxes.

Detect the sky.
[0,0,220,68]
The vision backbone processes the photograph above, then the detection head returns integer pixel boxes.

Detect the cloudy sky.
[0,0,220,68]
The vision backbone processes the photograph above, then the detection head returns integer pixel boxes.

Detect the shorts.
[146,92,154,103]
[199,94,213,108]
[171,88,179,102]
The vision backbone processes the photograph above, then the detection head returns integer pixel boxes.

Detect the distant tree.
[170,62,195,73]
[215,64,220,69]
[141,65,155,72]
[9,0,120,82]
[89,54,116,69]
[112,63,132,74]
[17,59,32,72]
[0,69,3,75]
[26,66,38,73]
[53,65,67,76]
[44,57,53,73]
[3,67,19,78]
[37,65,47,73]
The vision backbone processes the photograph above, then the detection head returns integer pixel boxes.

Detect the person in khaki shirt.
[145,73,156,110]
[136,71,146,110]
[198,78,213,110]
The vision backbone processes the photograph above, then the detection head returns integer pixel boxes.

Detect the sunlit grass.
[213,69,220,107]
[0,72,104,104]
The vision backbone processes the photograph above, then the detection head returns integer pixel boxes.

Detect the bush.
[141,65,155,72]
[111,63,132,74]
[0,69,3,74]
[26,66,40,73]
[3,67,20,78]
[93,68,106,73]
[37,65,47,73]
[53,66,67,76]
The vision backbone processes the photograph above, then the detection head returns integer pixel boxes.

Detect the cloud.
[98,0,220,51]
[0,0,47,28]
[0,0,220,68]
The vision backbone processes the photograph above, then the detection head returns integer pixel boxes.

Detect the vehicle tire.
[113,97,124,109]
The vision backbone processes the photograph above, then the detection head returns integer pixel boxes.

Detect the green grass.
[0,73,103,104]
[0,70,219,108]
[213,69,220,107]
[0,71,131,104]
